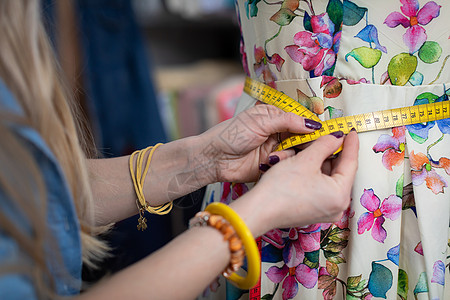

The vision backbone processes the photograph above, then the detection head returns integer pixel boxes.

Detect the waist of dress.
[260,77,449,120]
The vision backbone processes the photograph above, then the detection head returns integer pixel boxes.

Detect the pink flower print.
[414,241,424,255]
[240,38,249,76]
[321,206,355,231]
[410,151,449,194]
[384,0,441,54]
[285,13,340,76]
[357,189,402,243]
[263,225,321,257]
[373,126,406,171]
[264,226,320,299]
[220,182,249,205]
[346,78,370,85]
[254,46,285,89]
[266,264,318,300]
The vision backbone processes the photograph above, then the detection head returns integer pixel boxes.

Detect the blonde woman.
[0,1,359,299]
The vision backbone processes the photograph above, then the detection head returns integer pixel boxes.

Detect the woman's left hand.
[199,104,321,183]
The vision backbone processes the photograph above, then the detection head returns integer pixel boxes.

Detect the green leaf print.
[327,227,350,243]
[397,269,409,300]
[408,71,424,86]
[396,174,404,198]
[326,0,343,32]
[368,262,393,298]
[322,240,348,253]
[347,274,362,290]
[345,47,382,68]
[324,250,346,264]
[409,131,427,144]
[343,0,367,26]
[245,0,262,18]
[270,8,296,26]
[418,41,442,64]
[414,272,429,294]
[304,250,320,269]
[303,11,312,32]
[387,53,418,86]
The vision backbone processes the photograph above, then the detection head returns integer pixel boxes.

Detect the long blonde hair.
[0,0,108,294]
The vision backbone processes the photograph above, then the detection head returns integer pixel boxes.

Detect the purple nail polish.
[259,163,270,172]
[350,127,356,132]
[268,155,280,165]
[305,119,322,130]
[330,131,344,138]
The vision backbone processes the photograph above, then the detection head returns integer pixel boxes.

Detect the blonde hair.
[0,0,109,295]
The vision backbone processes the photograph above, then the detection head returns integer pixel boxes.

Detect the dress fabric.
[0,80,82,298]
[200,1,450,299]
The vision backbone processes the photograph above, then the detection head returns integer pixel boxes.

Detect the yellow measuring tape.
[244,77,450,152]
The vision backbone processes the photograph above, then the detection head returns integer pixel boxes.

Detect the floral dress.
[200,1,450,299]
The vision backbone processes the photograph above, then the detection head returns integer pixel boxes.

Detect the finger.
[296,131,345,167]
[266,149,296,165]
[245,105,322,136]
[331,130,359,185]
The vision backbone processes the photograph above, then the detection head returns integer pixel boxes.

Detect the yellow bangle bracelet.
[205,202,260,290]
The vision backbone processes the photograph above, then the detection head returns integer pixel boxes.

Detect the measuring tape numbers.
[244,77,450,152]
[245,76,450,299]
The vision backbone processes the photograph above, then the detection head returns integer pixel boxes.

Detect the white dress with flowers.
[200,1,450,299]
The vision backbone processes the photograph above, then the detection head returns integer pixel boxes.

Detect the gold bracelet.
[129,143,173,231]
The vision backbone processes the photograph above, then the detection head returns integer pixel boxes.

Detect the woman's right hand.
[230,130,359,237]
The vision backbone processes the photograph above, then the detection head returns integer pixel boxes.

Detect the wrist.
[229,187,273,238]
[141,136,218,204]
[193,132,221,184]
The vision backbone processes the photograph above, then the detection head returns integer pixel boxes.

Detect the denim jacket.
[0,80,82,298]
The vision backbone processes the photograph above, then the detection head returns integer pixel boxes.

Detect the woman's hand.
[230,130,359,237]
[200,104,322,183]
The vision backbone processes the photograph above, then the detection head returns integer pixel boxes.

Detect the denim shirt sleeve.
[0,80,82,297]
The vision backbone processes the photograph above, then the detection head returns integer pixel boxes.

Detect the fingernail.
[304,119,322,130]
[330,131,344,138]
[350,127,356,132]
[259,163,270,172]
[268,155,280,165]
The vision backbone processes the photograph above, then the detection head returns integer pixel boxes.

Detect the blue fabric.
[75,0,167,156]
[71,0,174,281]
[0,80,82,297]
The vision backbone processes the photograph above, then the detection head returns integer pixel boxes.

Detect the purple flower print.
[410,151,449,194]
[254,46,284,89]
[373,126,406,171]
[357,189,402,243]
[384,0,441,54]
[264,225,320,299]
[266,263,318,300]
[431,260,445,285]
[285,13,340,76]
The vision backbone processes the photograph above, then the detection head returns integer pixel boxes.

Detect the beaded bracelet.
[190,203,260,290]
[190,211,245,276]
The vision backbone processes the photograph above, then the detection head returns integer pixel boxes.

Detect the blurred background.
[42,0,245,283]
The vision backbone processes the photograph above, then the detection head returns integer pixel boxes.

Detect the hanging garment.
[200,1,450,299]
